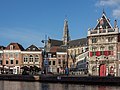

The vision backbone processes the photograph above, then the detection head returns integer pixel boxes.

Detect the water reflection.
[0,81,120,90]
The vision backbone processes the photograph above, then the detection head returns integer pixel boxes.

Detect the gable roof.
[25,44,41,51]
[5,43,24,51]
[94,12,113,30]
[68,38,88,48]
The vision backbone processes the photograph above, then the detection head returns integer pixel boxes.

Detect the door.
[99,64,106,76]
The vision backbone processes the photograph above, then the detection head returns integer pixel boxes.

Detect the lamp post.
[61,43,69,75]
[104,56,109,75]
[41,35,48,74]
[96,57,99,76]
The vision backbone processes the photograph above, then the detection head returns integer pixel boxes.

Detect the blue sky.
[0,0,120,48]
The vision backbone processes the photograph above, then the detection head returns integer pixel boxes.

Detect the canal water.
[0,81,120,90]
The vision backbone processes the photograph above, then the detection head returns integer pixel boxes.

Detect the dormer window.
[33,48,35,50]
[10,45,13,50]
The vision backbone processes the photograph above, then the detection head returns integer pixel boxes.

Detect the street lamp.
[96,57,99,76]
[104,57,109,75]
[41,35,48,74]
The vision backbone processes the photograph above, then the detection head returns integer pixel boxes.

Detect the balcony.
[88,27,119,36]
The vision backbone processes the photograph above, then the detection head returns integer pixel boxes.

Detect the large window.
[49,61,51,65]
[92,38,97,43]
[29,55,33,62]
[53,61,55,65]
[9,53,13,58]
[6,60,8,64]
[15,53,19,58]
[58,59,61,64]
[10,60,13,64]
[35,55,39,62]
[0,60,2,65]
[24,56,28,62]
[108,37,114,42]
[16,60,18,64]
[108,46,113,50]
[0,53,2,58]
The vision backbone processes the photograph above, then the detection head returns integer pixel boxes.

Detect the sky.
[0,0,120,48]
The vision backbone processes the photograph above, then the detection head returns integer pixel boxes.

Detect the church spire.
[62,19,70,45]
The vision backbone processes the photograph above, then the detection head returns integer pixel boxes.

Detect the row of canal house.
[0,43,43,74]
[0,11,120,76]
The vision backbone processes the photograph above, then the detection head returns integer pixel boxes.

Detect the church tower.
[62,19,70,45]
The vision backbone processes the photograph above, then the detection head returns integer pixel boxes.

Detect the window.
[33,48,35,50]
[0,53,2,58]
[35,55,39,62]
[100,46,104,51]
[5,54,8,58]
[53,61,55,65]
[11,60,13,64]
[92,46,97,51]
[48,54,51,58]
[100,51,104,55]
[24,56,28,62]
[58,59,61,64]
[10,45,13,50]
[108,46,113,50]
[15,53,19,58]
[49,61,51,65]
[16,60,18,64]
[108,37,114,42]
[92,52,96,56]
[6,60,8,64]
[92,38,97,43]
[29,55,33,62]
[0,60,2,65]
[9,53,13,58]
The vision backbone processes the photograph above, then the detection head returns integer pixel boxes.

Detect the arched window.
[35,55,39,62]
[29,55,33,62]
[16,60,18,64]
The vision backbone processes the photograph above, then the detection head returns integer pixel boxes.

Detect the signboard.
[44,59,49,67]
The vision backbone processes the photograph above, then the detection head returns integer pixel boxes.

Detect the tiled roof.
[50,46,66,52]
[48,39,63,47]
[25,44,41,51]
[5,43,24,50]
[68,38,88,48]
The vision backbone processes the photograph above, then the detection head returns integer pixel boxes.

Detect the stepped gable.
[69,38,87,48]
[5,42,24,50]
[48,39,63,47]
[25,44,41,51]
[94,11,113,30]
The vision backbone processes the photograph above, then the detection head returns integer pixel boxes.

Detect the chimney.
[114,20,117,28]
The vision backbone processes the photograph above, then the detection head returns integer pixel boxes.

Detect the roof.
[25,44,41,51]
[68,38,88,48]
[49,46,66,52]
[5,43,24,50]
[94,12,113,30]
[48,39,63,47]
[0,46,5,50]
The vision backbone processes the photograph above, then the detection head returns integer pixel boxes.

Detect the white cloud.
[96,0,120,7]
[113,8,120,19]
[95,0,120,19]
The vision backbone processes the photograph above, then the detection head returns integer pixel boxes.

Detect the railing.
[88,27,119,36]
